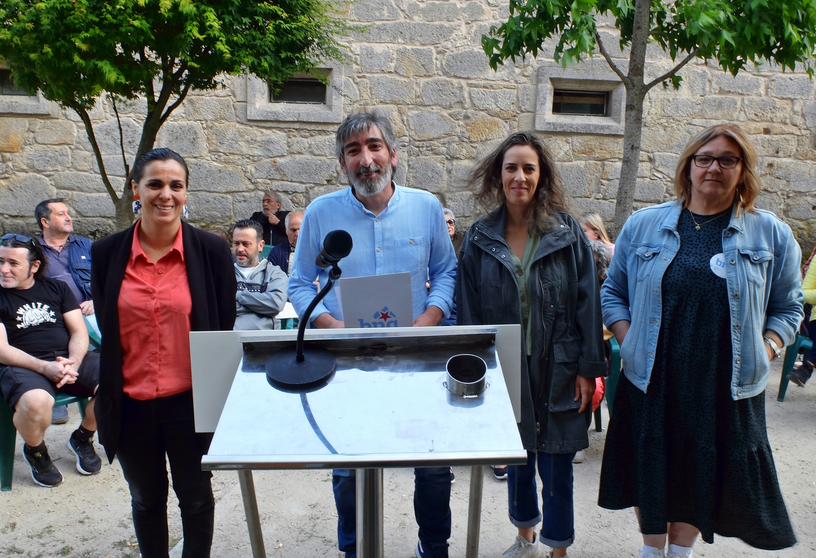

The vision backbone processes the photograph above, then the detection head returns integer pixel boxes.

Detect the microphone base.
[266,345,336,392]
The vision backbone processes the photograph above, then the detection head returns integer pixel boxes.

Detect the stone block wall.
[0,0,814,255]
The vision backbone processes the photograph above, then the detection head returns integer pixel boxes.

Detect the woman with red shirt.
[91,149,236,557]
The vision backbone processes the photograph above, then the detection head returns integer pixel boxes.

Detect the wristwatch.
[764,337,781,361]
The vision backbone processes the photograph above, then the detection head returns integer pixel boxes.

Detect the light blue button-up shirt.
[288,184,456,323]
[602,200,803,400]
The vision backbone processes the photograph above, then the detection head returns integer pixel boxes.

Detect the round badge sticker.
[710,253,727,278]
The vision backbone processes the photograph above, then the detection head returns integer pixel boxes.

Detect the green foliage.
[0,0,349,108]
[484,0,816,77]
[0,0,349,220]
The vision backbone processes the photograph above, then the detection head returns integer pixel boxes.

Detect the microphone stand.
[295,262,342,362]
[265,261,344,389]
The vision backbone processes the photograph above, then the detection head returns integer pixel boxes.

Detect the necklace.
[688,209,726,231]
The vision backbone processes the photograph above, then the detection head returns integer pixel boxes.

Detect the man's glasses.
[0,233,36,247]
[691,155,742,169]
[446,219,455,226]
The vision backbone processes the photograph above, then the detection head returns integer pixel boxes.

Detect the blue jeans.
[332,467,452,556]
[507,451,575,549]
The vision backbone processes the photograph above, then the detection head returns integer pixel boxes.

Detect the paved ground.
[1,358,814,557]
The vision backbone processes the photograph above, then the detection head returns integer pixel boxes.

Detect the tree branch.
[140,48,156,113]
[109,95,130,179]
[71,103,118,202]
[159,81,192,127]
[595,32,630,87]
[645,47,700,90]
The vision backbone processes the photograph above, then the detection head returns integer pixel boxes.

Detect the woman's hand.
[574,375,596,413]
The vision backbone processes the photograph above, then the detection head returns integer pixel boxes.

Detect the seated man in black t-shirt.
[0,233,101,487]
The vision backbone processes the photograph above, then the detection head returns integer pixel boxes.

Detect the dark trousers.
[117,391,214,558]
[804,319,816,365]
[332,467,452,556]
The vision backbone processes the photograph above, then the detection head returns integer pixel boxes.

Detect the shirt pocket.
[394,236,428,273]
[635,245,662,282]
[548,340,582,412]
[738,248,773,287]
[169,277,193,316]
[72,258,92,283]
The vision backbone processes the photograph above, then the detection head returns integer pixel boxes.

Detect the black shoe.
[492,465,508,480]
[787,361,813,388]
[23,445,64,487]
[51,405,69,425]
[67,431,102,475]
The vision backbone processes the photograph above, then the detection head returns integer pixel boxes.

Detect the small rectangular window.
[0,69,28,96]
[270,78,327,104]
[552,90,607,116]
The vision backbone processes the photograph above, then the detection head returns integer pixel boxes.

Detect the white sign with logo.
[338,272,413,328]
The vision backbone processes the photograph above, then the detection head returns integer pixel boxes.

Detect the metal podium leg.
[356,468,384,558]
[237,470,266,558]
[466,465,484,558]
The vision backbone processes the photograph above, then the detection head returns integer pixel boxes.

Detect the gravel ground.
[1,359,814,557]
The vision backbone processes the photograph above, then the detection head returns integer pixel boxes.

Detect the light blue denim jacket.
[601,200,803,400]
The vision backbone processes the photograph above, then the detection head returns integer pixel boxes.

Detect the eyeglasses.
[446,219,456,226]
[691,155,742,169]
[0,233,36,247]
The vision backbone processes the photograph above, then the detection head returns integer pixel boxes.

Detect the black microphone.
[316,230,353,270]
[266,229,354,387]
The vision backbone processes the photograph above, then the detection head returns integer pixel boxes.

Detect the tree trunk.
[114,183,135,230]
[610,0,651,237]
[111,106,164,231]
[613,87,647,236]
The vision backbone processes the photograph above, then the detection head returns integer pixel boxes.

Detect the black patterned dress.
[598,208,795,550]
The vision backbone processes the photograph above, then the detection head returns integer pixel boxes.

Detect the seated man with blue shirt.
[35,199,94,425]
[287,111,457,558]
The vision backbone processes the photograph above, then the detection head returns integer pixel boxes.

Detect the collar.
[345,182,401,215]
[39,234,73,251]
[660,200,743,234]
[129,219,185,264]
[474,205,575,256]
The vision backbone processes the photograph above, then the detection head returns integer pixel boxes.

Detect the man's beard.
[349,164,392,197]
[236,254,259,268]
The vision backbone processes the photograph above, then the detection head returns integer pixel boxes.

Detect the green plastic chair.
[260,244,274,261]
[0,393,89,491]
[604,337,622,418]
[777,333,813,402]
[589,337,621,431]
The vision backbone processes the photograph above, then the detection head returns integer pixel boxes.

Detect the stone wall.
[0,0,814,256]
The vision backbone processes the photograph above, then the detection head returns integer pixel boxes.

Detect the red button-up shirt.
[118,221,193,400]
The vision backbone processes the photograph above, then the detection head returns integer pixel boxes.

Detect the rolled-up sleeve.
[765,224,804,346]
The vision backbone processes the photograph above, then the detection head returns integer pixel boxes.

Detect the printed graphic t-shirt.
[0,279,79,361]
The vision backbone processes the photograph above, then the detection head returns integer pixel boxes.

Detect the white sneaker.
[572,450,585,463]
[502,534,547,558]
[639,545,665,558]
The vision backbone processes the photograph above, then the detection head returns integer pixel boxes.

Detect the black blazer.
[91,221,237,462]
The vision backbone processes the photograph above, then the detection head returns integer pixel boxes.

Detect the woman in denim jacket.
[598,124,804,558]
[457,132,606,558]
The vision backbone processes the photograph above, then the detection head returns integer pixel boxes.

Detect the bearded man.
[286,110,457,558]
[231,220,288,330]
